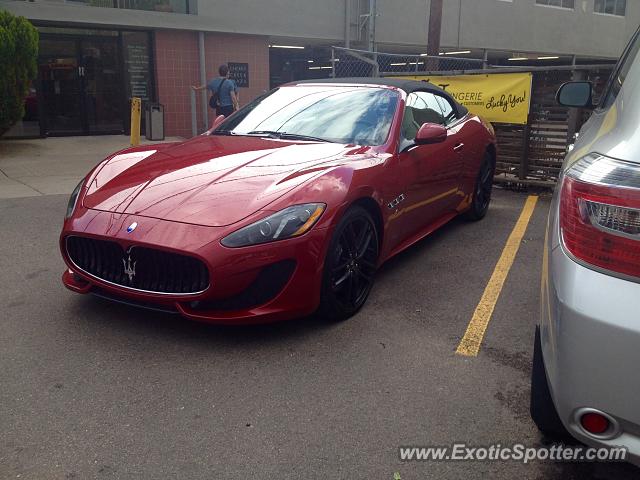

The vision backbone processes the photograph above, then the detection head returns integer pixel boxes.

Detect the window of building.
[536,0,575,9]
[26,0,191,14]
[594,0,626,16]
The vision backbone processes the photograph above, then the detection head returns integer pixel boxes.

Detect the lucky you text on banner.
[395,73,533,124]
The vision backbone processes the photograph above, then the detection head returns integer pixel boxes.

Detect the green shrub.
[0,10,38,136]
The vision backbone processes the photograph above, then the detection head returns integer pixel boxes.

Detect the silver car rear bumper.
[542,207,640,465]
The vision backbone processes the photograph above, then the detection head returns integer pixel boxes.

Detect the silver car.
[531,28,640,465]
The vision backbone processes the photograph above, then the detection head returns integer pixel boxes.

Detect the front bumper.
[542,208,640,464]
[60,208,331,325]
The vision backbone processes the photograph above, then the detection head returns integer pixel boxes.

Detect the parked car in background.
[60,78,496,325]
[531,27,640,465]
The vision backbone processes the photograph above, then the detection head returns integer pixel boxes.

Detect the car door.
[434,93,480,203]
[395,91,464,238]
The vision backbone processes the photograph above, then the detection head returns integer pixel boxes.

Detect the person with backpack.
[192,64,239,117]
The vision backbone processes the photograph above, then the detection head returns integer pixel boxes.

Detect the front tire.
[463,151,495,221]
[319,206,379,322]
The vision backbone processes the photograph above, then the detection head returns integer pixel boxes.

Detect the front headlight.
[221,203,326,248]
[65,180,84,219]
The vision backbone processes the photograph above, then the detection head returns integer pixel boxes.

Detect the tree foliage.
[0,10,38,136]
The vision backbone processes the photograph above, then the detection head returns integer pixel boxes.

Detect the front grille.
[66,236,210,295]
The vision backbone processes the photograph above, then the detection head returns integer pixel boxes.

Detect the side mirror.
[204,115,226,135]
[415,123,447,145]
[557,81,594,109]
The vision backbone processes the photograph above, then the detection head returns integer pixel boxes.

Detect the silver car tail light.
[560,153,640,279]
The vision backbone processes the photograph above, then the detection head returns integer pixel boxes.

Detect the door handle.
[453,143,465,152]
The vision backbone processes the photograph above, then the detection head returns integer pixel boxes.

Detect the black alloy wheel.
[319,206,379,321]
[464,151,495,221]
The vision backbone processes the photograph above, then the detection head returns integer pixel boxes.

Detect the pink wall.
[155,30,270,138]
[204,32,270,110]
[154,31,199,139]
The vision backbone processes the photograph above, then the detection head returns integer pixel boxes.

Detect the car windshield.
[214,85,399,146]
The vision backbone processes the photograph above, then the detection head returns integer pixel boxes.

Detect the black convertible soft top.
[290,77,469,118]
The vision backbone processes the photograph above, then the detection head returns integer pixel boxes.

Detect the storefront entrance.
[39,34,124,135]
[3,27,154,138]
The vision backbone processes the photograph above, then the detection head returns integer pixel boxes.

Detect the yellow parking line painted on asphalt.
[456,195,539,357]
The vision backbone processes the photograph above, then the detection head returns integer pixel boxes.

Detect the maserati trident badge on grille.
[126,222,138,233]
[123,254,136,282]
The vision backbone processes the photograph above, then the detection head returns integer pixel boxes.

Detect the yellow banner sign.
[396,72,533,125]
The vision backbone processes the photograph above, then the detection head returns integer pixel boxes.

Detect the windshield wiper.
[210,130,236,136]
[247,131,330,143]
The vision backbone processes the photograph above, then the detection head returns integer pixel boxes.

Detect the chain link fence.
[331,46,485,77]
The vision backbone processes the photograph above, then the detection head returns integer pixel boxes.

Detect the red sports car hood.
[83,136,372,227]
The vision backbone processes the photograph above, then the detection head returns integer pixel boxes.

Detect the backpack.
[209,78,227,109]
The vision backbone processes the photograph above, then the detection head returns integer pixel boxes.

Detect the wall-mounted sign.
[394,72,533,124]
[228,62,249,88]
[123,32,152,101]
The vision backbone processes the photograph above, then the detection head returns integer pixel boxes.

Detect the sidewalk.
[0,135,183,199]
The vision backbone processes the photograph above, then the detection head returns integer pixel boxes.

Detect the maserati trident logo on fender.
[122,254,136,283]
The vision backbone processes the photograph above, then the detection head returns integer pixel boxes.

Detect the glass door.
[38,34,125,135]
[39,37,83,135]
[81,37,124,134]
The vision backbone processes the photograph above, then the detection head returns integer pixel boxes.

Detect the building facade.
[1,0,638,138]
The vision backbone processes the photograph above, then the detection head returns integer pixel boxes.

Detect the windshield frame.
[212,84,403,147]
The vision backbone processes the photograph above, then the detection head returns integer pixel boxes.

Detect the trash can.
[145,103,164,141]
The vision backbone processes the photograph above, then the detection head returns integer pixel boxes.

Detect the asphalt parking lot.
[1,187,639,479]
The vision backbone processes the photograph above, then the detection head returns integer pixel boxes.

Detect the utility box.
[145,103,164,141]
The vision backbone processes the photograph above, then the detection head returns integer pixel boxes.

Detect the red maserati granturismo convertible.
[60,78,496,324]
